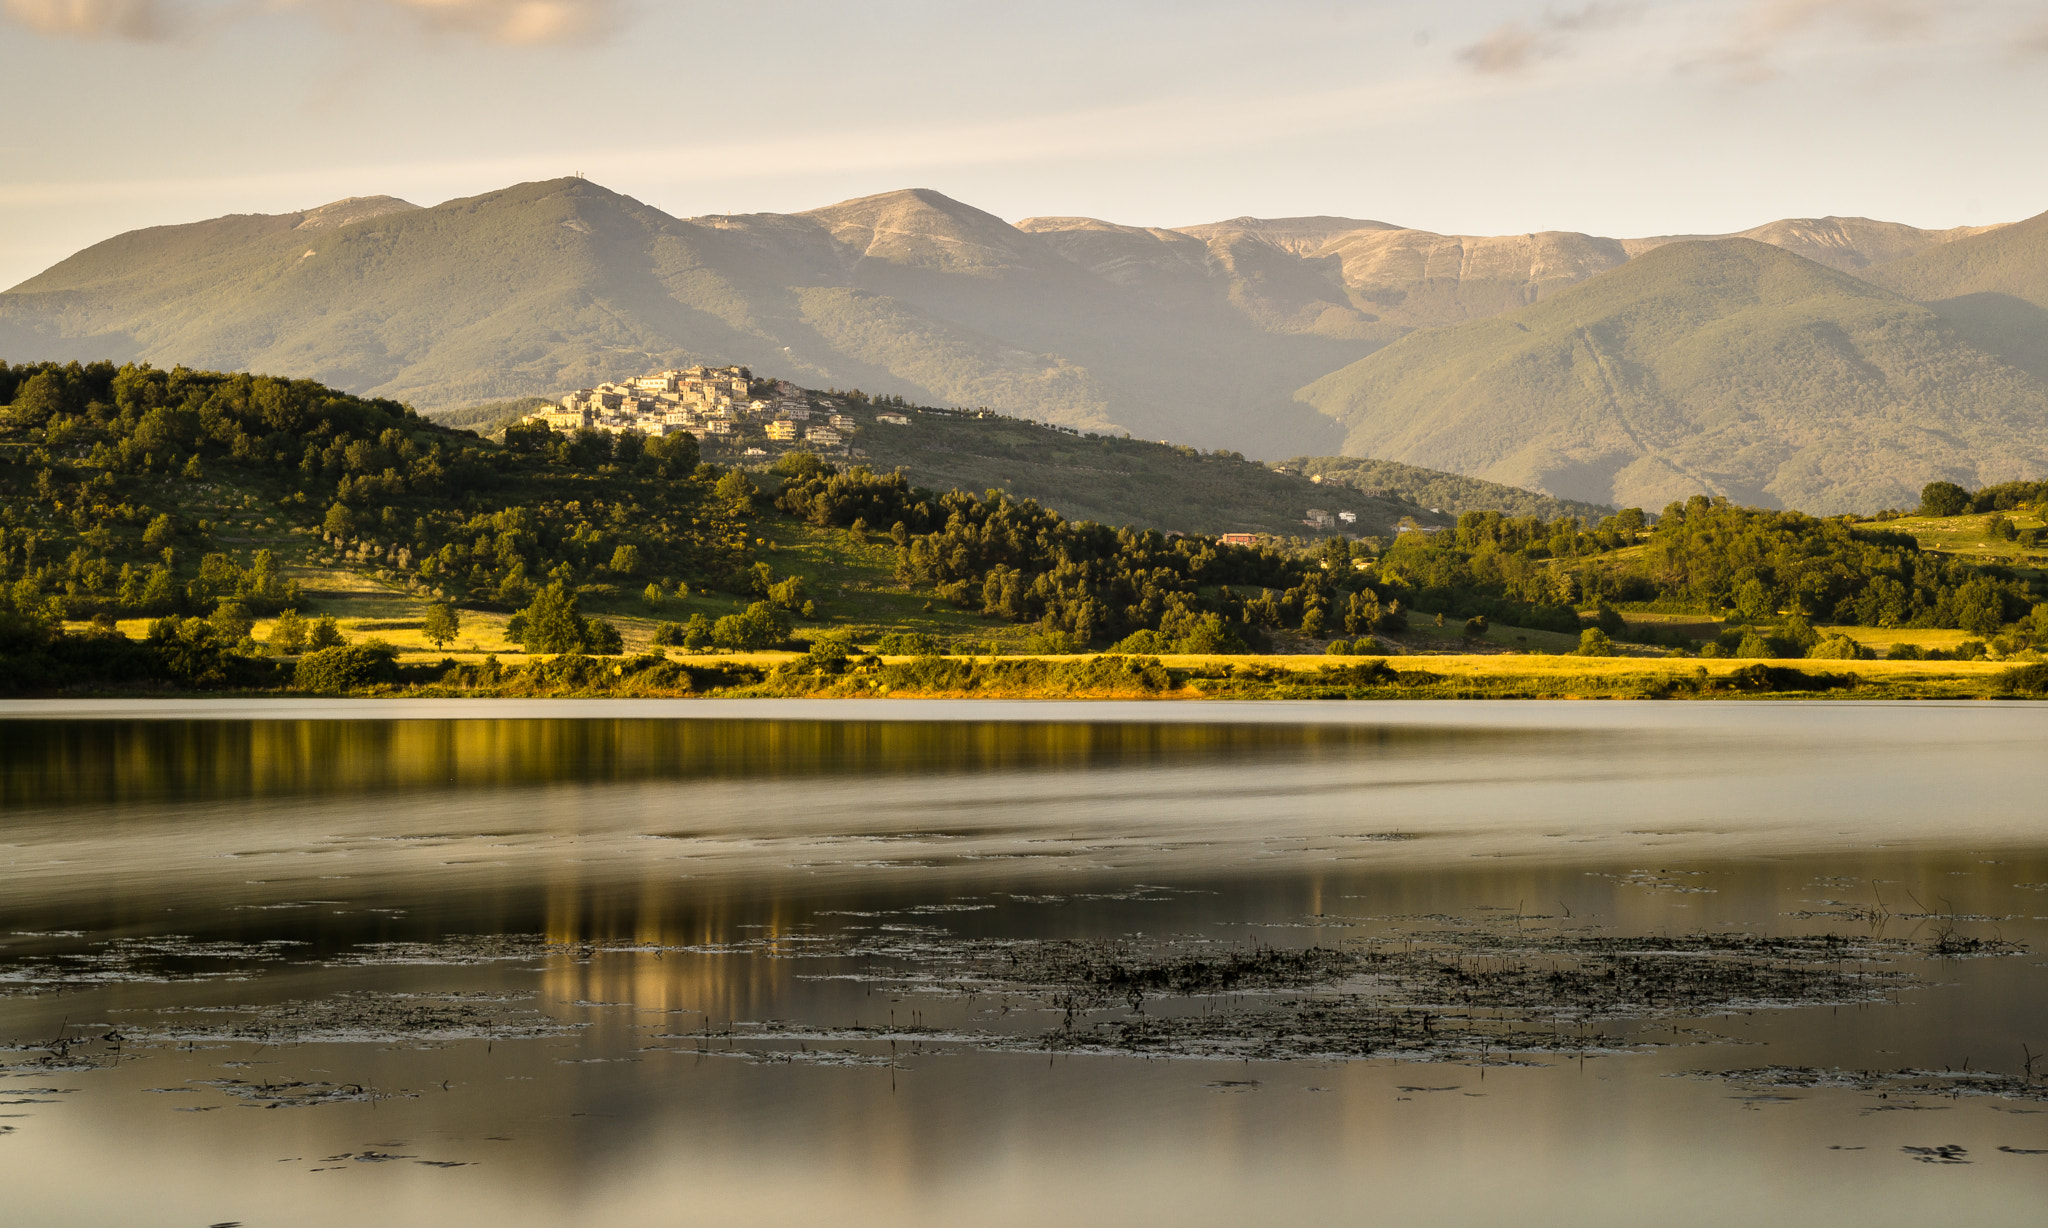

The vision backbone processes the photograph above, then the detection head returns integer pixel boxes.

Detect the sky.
[2,0,2047,288]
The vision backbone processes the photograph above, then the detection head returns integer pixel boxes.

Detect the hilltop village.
[522,365,1383,535]
[525,365,883,456]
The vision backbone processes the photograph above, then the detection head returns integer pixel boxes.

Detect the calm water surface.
[1,700,2045,1227]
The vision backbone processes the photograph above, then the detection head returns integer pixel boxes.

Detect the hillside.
[1860,209,2048,384]
[1285,456,1615,523]
[0,179,2008,469]
[1297,239,2048,514]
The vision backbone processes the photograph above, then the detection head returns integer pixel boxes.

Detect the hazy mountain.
[1858,209,2048,385]
[0,179,1998,448]
[1296,239,2048,514]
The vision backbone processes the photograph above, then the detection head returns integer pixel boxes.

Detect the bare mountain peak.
[800,187,1037,271]
[293,195,421,231]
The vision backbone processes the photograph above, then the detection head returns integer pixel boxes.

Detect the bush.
[1806,634,1868,660]
[1325,639,1352,655]
[1885,642,1925,660]
[1576,628,1614,657]
[711,601,788,651]
[651,620,686,647]
[294,645,398,693]
[1999,662,2048,695]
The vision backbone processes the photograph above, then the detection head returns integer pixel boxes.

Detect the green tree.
[209,599,255,643]
[1919,481,1972,518]
[307,615,346,651]
[711,601,787,650]
[610,544,642,575]
[181,454,204,481]
[715,470,757,515]
[642,582,664,609]
[585,619,624,655]
[682,613,713,651]
[270,609,308,653]
[514,582,589,653]
[422,602,460,649]
[324,502,355,537]
[142,514,177,549]
[1575,628,1615,657]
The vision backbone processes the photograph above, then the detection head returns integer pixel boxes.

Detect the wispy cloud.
[1711,0,1936,79]
[1457,3,1643,75]
[1,0,174,39]
[0,0,618,44]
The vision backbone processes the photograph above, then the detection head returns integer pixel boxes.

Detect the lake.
[2,699,2044,1226]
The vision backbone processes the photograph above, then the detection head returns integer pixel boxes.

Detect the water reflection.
[1,703,2045,1227]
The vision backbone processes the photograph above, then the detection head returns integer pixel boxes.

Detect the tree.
[585,619,624,655]
[609,544,642,575]
[642,582,664,608]
[422,602,460,649]
[307,615,346,650]
[711,601,787,650]
[324,502,355,537]
[1608,507,1646,540]
[514,582,588,653]
[682,613,713,651]
[715,469,757,515]
[1919,481,1972,518]
[270,609,308,654]
[181,454,204,481]
[1575,628,1615,657]
[651,620,685,646]
[142,514,177,549]
[209,599,255,643]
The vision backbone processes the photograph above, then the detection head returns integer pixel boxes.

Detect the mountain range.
[2,178,2043,512]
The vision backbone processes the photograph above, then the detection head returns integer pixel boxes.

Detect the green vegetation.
[1298,238,2048,515]
[1286,455,1613,523]
[4,359,2047,700]
[1862,208,2048,384]
[424,396,551,435]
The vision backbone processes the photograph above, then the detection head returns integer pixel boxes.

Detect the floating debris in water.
[131,991,584,1047]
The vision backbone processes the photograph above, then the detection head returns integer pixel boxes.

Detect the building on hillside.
[1219,533,1259,546]
[1338,511,1357,524]
[764,420,799,442]
[804,425,842,446]
[828,414,858,431]
[534,407,593,431]
[877,413,911,426]
[701,419,734,436]
[1305,509,1334,528]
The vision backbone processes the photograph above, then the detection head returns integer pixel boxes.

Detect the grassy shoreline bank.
[3,649,2028,702]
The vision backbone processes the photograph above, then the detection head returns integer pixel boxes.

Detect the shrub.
[1576,628,1615,657]
[1885,642,1925,660]
[294,645,398,693]
[1806,634,1868,660]
[651,621,686,647]
[1325,639,1352,656]
[1999,662,2048,695]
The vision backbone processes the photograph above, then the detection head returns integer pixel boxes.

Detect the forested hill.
[1297,238,2048,515]
[1285,456,1613,524]
[4,359,2046,700]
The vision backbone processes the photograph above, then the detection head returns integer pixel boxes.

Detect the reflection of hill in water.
[0,715,1550,806]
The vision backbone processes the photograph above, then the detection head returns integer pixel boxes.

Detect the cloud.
[0,0,173,38]
[0,0,617,44]
[1709,0,1941,79]
[306,0,617,45]
[1457,4,1642,75]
